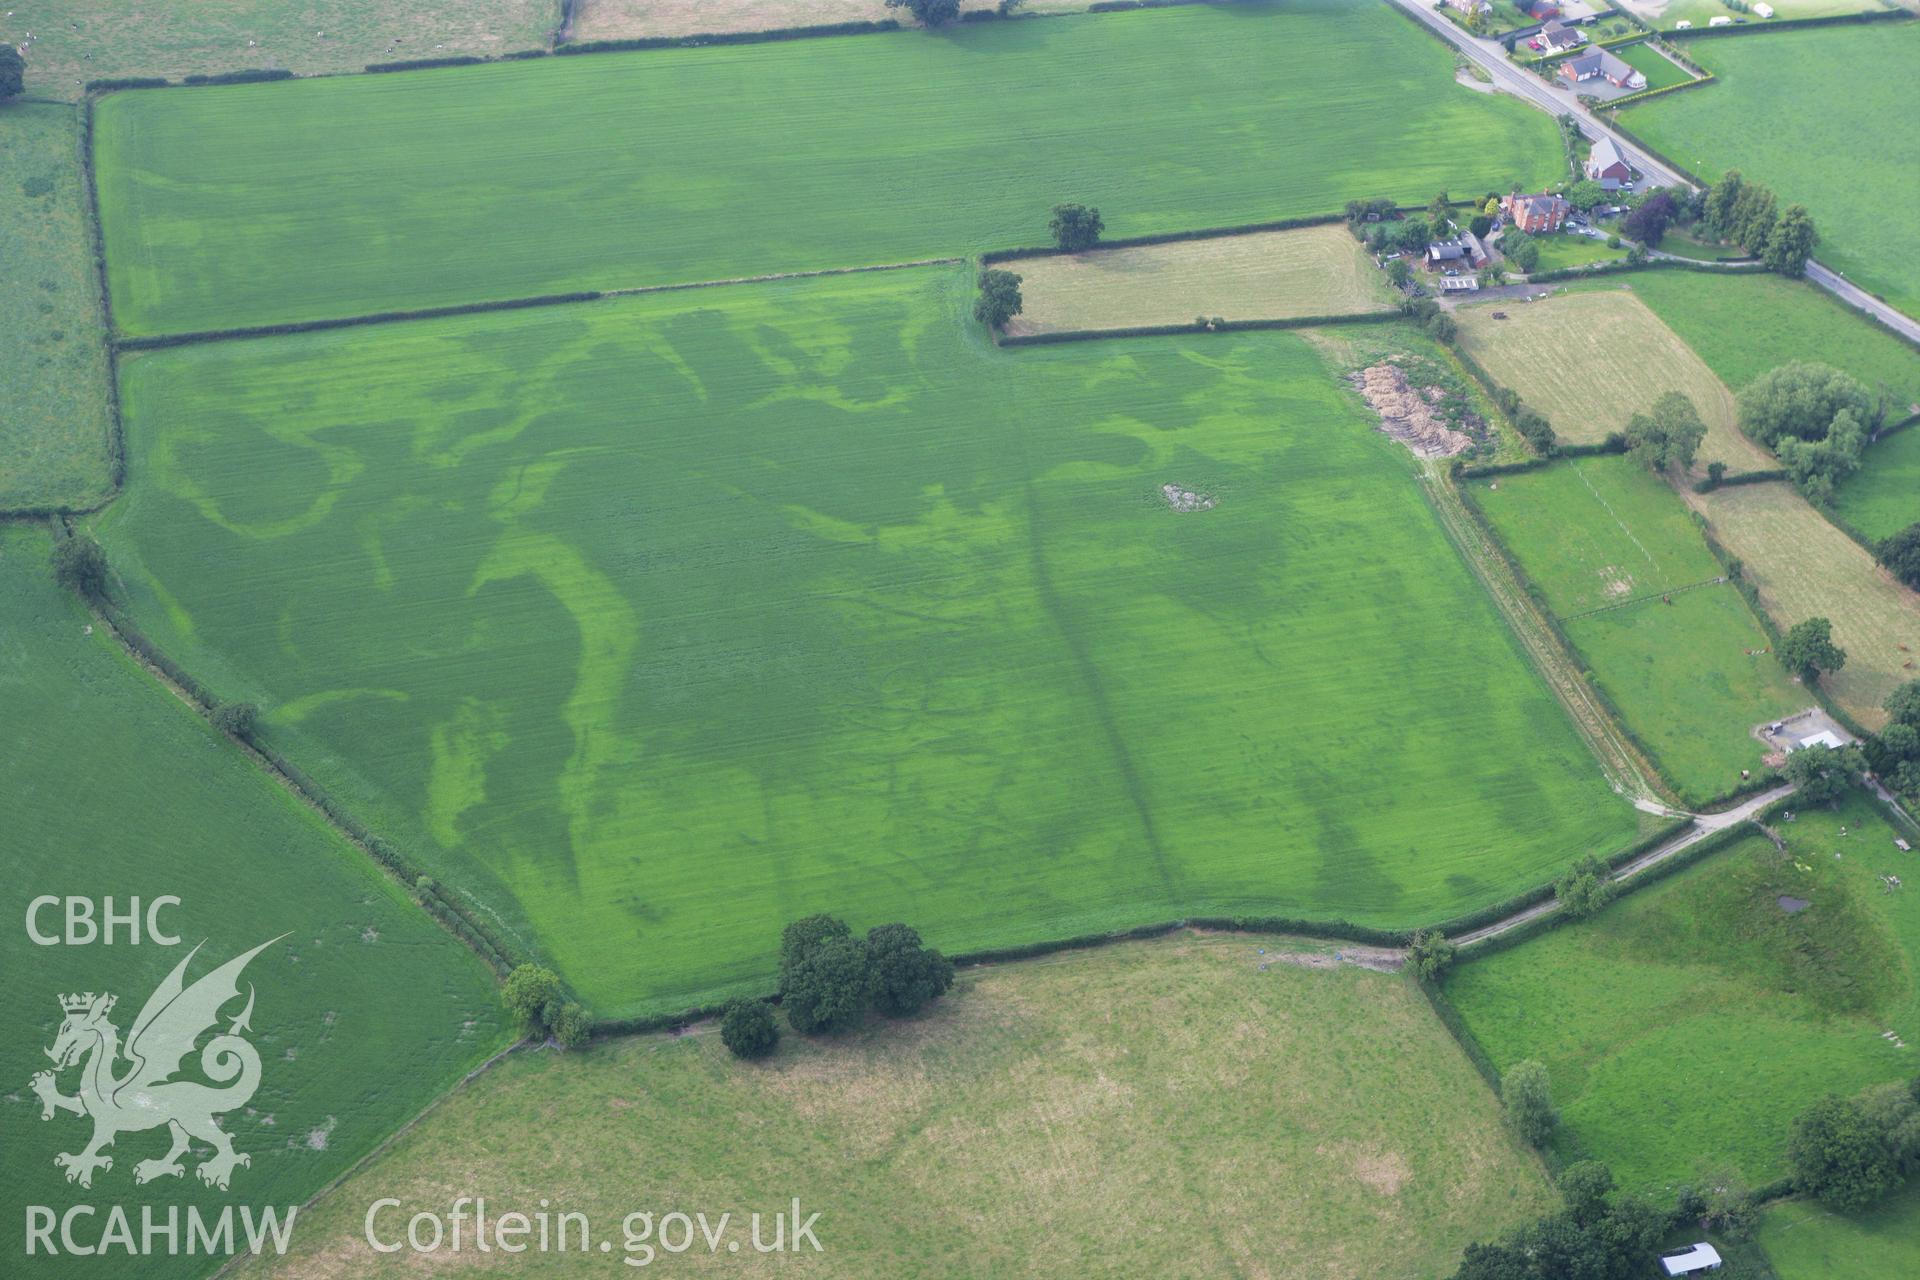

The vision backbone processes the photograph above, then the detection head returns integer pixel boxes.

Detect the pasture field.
[1470,457,1803,803]
[93,266,1637,1018]
[1610,41,1694,91]
[1621,271,1920,406]
[1524,233,1629,273]
[0,525,508,1277]
[243,934,1555,1279]
[1623,21,1920,318]
[999,224,1397,336]
[0,103,114,511]
[1444,791,1920,1192]
[1834,425,1920,543]
[1451,289,1769,470]
[1693,480,1920,728]
[91,2,1564,334]
[1760,1183,1920,1280]
[0,0,554,98]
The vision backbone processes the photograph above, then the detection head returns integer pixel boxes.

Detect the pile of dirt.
[1161,483,1217,513]
[1351,362,1473,458]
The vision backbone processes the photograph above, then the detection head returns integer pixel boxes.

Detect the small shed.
[1898,839,1913,853]
[1659,1242,1723,1277]
[1797,730,1846,751]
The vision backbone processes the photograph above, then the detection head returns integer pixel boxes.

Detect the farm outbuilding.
[1659,1242,1723,1276]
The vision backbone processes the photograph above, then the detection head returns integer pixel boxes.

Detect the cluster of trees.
[1623,391,1705,474]
[1861,680,1920,800]
[1736,361,1883,504]
[1401,296,1457,345]
[0,43,23,101]
[1406,929,1456,981]
[1488,384,1557,455]
[1501,228,1540,274]
[1365,216,1436,257]
[1452,1158,1677,1280]
[975,268,1023,330]
[501,965,592,1049]
[52,535,110,599]
[1554,855,1619,921]
[1877,522,1920,593]
[1788,1077,1920,1211]
[884,0,961,25]
[1698,170,1819,277]
[1782,734,1861,806]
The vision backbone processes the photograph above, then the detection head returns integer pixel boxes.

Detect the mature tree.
[884,0,961,25]
[1790,1094,1901,1210]
[1624,391,1706,473]
[974,268,1023,330]
[1428,191,1453,232]
[51,535,109,598]
[1784,741,1860,806]
[1764,204,1819,277]
[0,43,23,101]
[1469,213,1494,239]
[866,922,954,1017]
[781,933,874,1034]
[1048,202,1104,252]
[1729,182,1777,254]
[1501,230,1539,273]
[1888,680,1920,730]
[502,965,567,1038]
[1620,190,1676,247]
[1452,1241,1532,1280]
[1406,929,1456,981]
[1559,1160,1615,1224]
[780,913,853,977]
[1778,407,1866,503]
[1877,524,1920,592]
[1779,616,1847,683]
[1565,180,1605,213]
[210,700,260,741]
[719,998,781,1060]
[1736,361,1871,447]
[549,1000,592,1049]
[1555,854,1617,920]
[1396,215,1433,254]
[1503,1059,1558,1147]
[1702,168,1744,238]
[1386,257,1413,288]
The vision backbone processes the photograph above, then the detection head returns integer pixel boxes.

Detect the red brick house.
[1584,136,1632,190]
[1503,192,1570,234]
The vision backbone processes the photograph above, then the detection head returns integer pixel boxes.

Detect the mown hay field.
[0,104,114,511]
[91,1,1563,334]
[0,525,508,1277]
[1000,224,1397,336]
[1470,457,1803,804]
[572,0,1089,41]
[0,0,555,99]
[94,266,1637,1018]
[1445,792,1920,1192]
[1693,481,1920,728]
[1834,425,1920,544]
[242,935,1556,1279]
[1451,289,1770,471]
[1623,20,1920,318]
[1760,1184,1920,1280]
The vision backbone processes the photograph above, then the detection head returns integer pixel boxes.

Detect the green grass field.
[1620,0,1892,30]
[242,935,1556,1279]
[1624,21,1920,318]
[1760,1183,1920,1280]
[0,103,115,511]
[1612,41,1694,91]
[1834,425,1920,543]
[0,524,508,1277]
[1621,271,1920,406]
[1469,456,1804,803]
[91,1,1563,335]
[92,266,1636,1018]
[1445,791,1920,1192]
[1524,233,1629,274]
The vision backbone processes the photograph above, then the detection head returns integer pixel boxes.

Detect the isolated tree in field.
[1876,523,1920,592]
[1502,1059,1558,1147]
[51,535,110,598]
[1620,191,1676,247]
[1555,854,1617,920]
[974,268,1023,330]
[1764,204,1819,277]
[1779,615,1847,683]
[1559,1160,1615,1224]
[209,700,261,741]
[719,998,780,1060]
[502,964,567,1038]
[1783,741,1860,806]
[1777,407,1865,503]
[0,43,23,101]
[781,933,873,1034]
[1406,929,1456,981]
[1736,361,1870,447]
[866,922,955,1017]
[1048,203,1104,253]
[1624,391,1705,473]
[1790,1094,1900,1210]
[885,0,961,26]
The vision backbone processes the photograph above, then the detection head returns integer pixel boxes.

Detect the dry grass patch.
[242,935,1553,1279]
[571,0,1087,41]
[1000,224,1397,335]
[1688,482,1920,729]
[1452,288,1769,471]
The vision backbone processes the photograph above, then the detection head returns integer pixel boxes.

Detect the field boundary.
[996,310,1402,346]
[1560,573,1728,621]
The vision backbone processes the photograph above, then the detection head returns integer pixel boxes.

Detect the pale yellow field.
[572,0,1087,41]
[1000,224,1397,336]
[1452,287,1771,472]
[1689,482,1920,729]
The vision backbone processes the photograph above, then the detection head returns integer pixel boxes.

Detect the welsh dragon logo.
[31,937,283,1191]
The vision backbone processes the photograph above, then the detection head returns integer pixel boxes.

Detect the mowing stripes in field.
[91,2,1563,334]
[97,266,1637,1017]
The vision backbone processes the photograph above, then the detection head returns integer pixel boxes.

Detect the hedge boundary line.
[1602,72,1717,111]
[1664,9,1911,39]
[997,310,1401,347]
[556,19,900,55]
[980,211,1350,264]
[1525,256,1767,283]
[1692,466,1787,493]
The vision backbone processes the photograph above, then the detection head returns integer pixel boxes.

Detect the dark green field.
[1833,425,1920,544]
[91,1,1562,334]
[0,525,508,1278]
[93,266,1636,1017]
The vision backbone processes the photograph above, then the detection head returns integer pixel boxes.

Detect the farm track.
[1418,457,1673,810]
